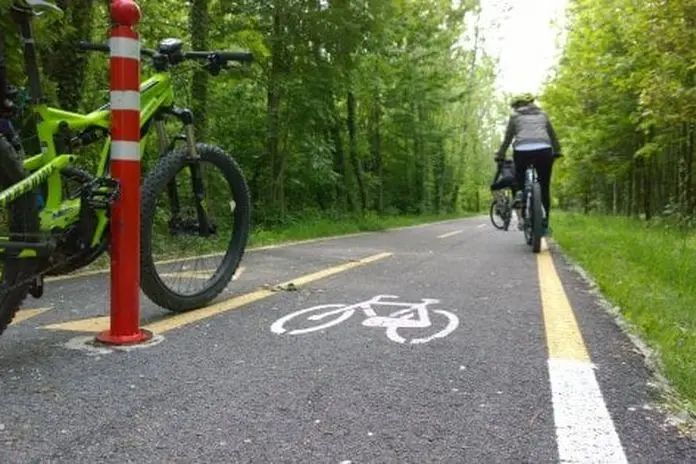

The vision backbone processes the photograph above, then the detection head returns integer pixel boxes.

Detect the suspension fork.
[156,108,212,237]
[155,118,182,225]
[184,122,213,238]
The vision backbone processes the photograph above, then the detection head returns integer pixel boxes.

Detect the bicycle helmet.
[510,92,535,108]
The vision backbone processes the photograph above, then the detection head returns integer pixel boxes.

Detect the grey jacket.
[496,104,561,157]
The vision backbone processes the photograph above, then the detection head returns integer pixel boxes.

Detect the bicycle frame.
[320,294,440,329]
[0,3,178,256]
[1,2,252,264]
[0,74,176,251]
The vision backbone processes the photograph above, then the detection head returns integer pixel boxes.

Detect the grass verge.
[552,212,696,413]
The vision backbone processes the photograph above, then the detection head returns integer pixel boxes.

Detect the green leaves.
[1,0,496,223]
[541,0,696,220]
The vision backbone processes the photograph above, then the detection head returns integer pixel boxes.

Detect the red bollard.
[96,0,152,345]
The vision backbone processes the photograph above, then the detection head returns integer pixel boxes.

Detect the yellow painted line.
[160,270,214,279]
[537,239,590,361]
[10,307,52,325]
[42,252,392,335]
[160,265,245,280]
[437,230,464,239]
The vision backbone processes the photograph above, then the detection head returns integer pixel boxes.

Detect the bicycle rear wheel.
[531,182,543,253]
[140,143,250,312]
[0,135,39,335]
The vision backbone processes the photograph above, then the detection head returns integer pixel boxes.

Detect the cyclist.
[494,93,561,234]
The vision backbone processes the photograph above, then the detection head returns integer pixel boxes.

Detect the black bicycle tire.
[531,182,543,253]
[140,143,251,312]
[522,190,532,245]
[489,200,505,230]
[0,135,40,336]
[502,196,512,231]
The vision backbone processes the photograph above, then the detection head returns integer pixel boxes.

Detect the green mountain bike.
[0,0,253,336]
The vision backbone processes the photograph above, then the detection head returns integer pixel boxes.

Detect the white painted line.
[111,140,141,161]
[110,90,140,111]
[548,358,628,463]
[437,230,464,239]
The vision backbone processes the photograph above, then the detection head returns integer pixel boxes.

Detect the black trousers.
[513,147,554,220]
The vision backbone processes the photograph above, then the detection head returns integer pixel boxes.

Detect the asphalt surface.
[1,216,695,463]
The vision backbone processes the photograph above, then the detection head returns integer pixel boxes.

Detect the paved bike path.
[1,217,695,462]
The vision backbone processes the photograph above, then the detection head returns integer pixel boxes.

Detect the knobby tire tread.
[532,182,543,253]
[0,135,39,336]
[140,143,251,312]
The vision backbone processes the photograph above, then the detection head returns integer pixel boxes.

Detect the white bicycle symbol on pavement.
[270,294,459,344]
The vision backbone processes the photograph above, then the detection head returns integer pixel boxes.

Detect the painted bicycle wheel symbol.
[270,294,459,344]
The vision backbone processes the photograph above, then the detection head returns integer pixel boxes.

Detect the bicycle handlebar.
[77,41,254,72]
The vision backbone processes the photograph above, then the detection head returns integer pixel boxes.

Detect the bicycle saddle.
[13,0,63,16]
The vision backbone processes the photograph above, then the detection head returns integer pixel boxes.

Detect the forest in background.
[541,0,696,227]
[0,0,505,229]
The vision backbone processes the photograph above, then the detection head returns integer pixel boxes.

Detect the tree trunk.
[40,0,95,111]
[266,5,284,216]
[369,98,383,212]
[347,91,367,212]
[331,123,353,212]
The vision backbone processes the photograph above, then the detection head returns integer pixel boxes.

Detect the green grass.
[553,212,696,412]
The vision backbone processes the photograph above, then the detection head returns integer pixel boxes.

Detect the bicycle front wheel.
[531,182,543,253]
[140,143,251,312]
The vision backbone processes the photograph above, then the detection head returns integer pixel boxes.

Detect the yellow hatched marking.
[41,253,392,335]
[11,307,52,325]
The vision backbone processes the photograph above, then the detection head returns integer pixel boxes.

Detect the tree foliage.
[541,0,696,225]
[1,0,501,226]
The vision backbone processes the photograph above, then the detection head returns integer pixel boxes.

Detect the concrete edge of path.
[44,214,486,283]
[545,237,696,436]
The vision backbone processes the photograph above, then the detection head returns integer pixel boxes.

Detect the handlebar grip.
[184,50,254,63]
[219,51,254,63]
[78,41,110,53]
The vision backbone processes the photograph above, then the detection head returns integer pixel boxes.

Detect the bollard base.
[95,328,153,346]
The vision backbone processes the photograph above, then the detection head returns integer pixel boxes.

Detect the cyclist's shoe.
[543,219,552,237]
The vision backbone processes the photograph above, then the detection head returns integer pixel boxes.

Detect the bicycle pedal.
[82,178,121,209]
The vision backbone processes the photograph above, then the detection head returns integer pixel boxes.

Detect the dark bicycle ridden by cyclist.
[494,93,562,236]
